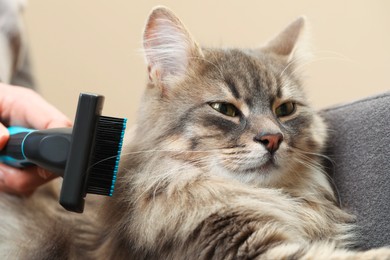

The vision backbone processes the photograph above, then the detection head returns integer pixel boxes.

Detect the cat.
[0,6,389,259]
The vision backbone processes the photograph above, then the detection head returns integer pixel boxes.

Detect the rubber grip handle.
[0,126,35,167]
[23,128,72,175]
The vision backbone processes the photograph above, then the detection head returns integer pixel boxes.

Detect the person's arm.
[0,83,71,195]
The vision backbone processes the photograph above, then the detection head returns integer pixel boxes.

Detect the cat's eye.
[210,102,239,117]
[275,102,296,117]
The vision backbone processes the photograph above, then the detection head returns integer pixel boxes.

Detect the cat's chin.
[212,159,282,187]
[241,158,277,174]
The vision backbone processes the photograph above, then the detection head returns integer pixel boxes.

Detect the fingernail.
[37,167,52,179]
[0,134,8,150]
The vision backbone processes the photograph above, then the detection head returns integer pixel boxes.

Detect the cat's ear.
[262,16,308,62]
[143,6,202,90]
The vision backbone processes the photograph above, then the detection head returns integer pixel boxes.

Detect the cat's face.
[138,7,327,186]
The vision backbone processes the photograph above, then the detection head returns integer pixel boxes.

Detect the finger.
[23,92,72,129]
[20,90,72,130]
[0,164,57,196]
[45,118,73,129]
[0,123,9,150]
[0,84,72,130]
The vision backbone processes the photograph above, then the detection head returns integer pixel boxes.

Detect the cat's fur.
[0,6,389,259]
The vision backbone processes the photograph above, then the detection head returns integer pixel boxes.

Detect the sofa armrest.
[321,92,390,249]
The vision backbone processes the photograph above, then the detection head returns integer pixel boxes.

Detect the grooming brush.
[0,93,127,213]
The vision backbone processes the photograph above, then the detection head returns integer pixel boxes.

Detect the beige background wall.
[23,1,389,124]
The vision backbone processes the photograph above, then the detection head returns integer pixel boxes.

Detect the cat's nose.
[254,133,284,154]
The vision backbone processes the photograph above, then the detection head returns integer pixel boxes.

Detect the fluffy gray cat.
[0,6,389,259]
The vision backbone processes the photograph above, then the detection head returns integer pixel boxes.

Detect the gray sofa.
[322,92,390,249]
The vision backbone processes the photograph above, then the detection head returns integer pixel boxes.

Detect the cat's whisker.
[209,49,226,77]
[280,51,358,78]
[290,151,342,207]
[118,149,214,159]
[133,158,216,203]
[281,56,356,75]
[290,56,358,77]
[280,53,312,77]
[289,145,336,168]
[188,55,224,78]
[311,50,354,61]
[118,145,253,164]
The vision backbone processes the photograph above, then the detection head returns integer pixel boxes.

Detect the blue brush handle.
[0,126,35,167]
[7,126,35,135]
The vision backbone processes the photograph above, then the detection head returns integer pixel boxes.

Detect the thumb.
[0,123,10,150]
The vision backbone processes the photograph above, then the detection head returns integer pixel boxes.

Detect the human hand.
[0,83,72,195]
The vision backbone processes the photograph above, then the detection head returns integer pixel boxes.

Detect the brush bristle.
[87,116,126,196]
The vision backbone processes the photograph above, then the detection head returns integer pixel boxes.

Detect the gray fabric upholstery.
[321,92,390,250]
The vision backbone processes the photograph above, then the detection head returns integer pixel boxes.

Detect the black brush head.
[87,116,126,196]
[59,93,126,213]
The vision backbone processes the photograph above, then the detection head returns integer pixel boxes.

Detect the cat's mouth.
[242,157,277,174]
